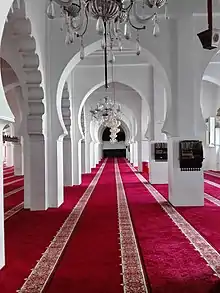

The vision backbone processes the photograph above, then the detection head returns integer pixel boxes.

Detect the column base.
[169,171,204,206]
[168,137,204,207]
[29,135,47,211]
[63,138,73,186]
[149,161,168,184]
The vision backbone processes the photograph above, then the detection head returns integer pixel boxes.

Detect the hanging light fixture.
[90,50,122,143]
[46,0,168,86]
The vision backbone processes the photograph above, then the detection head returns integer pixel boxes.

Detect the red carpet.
[4,189,24,213]
[4,175,23,184]
[0,164,100,293]
[204,173,220,185]
[4,179,24,193]
[118,159,218,293]
[45,159,123,293]
[205,182,220,200]
[153,184,220,263]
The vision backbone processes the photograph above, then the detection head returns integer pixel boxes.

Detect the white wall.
[200,81,219,119]
[103,142,126,150]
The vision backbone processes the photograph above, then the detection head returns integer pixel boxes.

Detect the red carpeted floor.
[4,189,24,213]
[204,173,220,185]
[0,164,100,293]
[117,159,219,293]
[153,183,220,265]
[45,159,123,293]
[2,167,24,215]
[4,179,24,193]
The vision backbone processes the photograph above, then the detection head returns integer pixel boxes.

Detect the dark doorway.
[102,126,126,158]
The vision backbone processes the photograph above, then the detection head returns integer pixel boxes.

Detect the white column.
[85,140,92,173]
[133,141,138,167]
[25,86,47,211]
[29,134,47,210]
[98,143,103,162]
[5,142,14,167]
[81,140,85,174]
[167,15,204,206]
[90,142,95,169]
[62,83,73,186]
[84,106,92,173]
[13,142,24,175]
[63,138,73,185]
[137,140,143,172]
[72,138,82,185]
[130,143,134,164]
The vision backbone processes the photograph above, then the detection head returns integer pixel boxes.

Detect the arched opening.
[0,57,24,175]
[102,126,126,158]
[56,39,171,138]
[201,51,220,171]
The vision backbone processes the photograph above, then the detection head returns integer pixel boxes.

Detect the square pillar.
[63,137,74,186]
[14,142,24,175]
[168,137,204,206]
[149,141,168,184]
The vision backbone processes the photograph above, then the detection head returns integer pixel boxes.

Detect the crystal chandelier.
[46,0,168,89]
[46,0,168,54]
[90,56,121,143]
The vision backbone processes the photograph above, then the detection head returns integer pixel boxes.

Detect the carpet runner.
[118,159,219,293]
[0,163,101,293]
[42,159,123,293]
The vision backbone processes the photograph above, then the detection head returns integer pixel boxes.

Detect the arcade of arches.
[1,1,220,292]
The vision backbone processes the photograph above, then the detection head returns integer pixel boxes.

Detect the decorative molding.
[5,6,45,136]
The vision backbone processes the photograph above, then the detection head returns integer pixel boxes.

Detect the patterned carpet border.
[115,159,148,293]
[205,179,220,189]
[4,186,24,198]
[4,202,24,221]
[17,159,107,293]
[4,178,23,187]
[127,161,220,278]
[205,193,220,207]
[205,171,220,179]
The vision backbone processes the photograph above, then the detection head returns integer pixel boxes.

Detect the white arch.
[78,79,148,139]
[56,40,171,136]
[203,75,220,87]
[4,82,20,94]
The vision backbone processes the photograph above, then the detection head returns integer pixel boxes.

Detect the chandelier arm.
[125,4,146,31]
[76,7,89,37]
[70,3,85,31]
[128,15,146,30]
[53,0,73,7]
[133,1,156,24]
